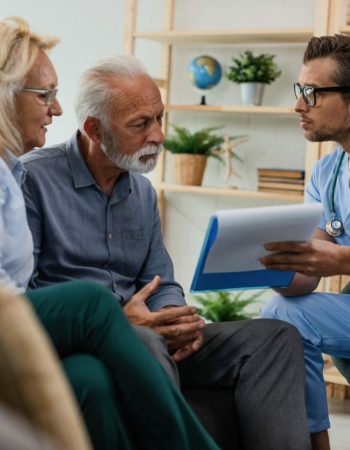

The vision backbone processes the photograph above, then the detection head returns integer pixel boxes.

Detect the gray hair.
[74,55,149,132]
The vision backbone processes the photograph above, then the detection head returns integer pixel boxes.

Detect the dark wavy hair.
[304,34,350,102]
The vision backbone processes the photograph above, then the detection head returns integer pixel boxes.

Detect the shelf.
[324,366,349,386]
[134,28,314,45]
[157,183,304,202]
[165,104,297,115]
[340,25,350,35]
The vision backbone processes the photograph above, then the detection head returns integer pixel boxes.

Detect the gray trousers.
[137,319,311,450]
[133,325,180,385]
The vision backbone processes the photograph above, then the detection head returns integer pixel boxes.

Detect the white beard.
[101,128,162,173]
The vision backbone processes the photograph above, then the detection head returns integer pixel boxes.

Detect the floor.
[329,398,350,450]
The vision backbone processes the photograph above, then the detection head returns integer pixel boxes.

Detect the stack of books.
[257,168,305,196]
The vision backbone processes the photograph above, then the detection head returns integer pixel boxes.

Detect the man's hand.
[123,276,205,361]
[260,238,347,277]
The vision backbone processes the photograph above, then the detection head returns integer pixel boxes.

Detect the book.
[257,168,305,179]
[258,176,305,184]
[190,203,323,293]
[258,181,305,191]
[258,187,304,196]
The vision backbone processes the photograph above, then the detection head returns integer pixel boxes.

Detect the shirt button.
[108,233,113,240]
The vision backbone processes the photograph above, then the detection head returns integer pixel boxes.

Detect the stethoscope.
[325,150,346,237]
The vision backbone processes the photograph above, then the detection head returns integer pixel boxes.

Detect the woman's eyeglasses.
[21,87,58,106]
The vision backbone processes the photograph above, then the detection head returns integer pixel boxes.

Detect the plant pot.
[239,82,266,106]
[172,154,208,186]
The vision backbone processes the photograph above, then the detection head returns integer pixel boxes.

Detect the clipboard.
[190,203,324,293]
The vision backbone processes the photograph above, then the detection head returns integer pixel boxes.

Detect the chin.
[35,139,46,149]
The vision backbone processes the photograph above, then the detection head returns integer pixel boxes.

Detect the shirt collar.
[5,150,26,185]
[67,131,97,189]
[67,131,132,201]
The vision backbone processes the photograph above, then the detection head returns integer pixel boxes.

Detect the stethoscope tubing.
[326,150,346,237]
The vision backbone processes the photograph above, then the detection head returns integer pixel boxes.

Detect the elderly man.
[260,34,350,450]
[21,55,311,450]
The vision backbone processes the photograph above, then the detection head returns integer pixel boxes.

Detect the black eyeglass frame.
[293,82,350,107]
[21,87,58,106]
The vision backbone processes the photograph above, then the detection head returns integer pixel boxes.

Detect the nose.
[294,94,309,114]
[148,121,165,146]
[49,98,63,116]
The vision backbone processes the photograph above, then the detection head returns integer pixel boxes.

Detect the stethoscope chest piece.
[326,216,344,237]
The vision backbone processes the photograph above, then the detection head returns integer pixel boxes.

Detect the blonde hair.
[0,16,59,156]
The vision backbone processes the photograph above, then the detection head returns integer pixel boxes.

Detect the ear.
[83,117,103,144]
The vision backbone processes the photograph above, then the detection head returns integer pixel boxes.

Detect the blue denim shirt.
[0,151,33,293]
[21,132,185,310]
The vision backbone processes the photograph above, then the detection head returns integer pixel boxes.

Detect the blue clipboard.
[190,216,294,293]
[190,203,324,293]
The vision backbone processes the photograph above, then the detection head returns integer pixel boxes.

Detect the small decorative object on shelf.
[212,134,247,186]
[187,55,222,105]
[257,167,305,196]
[226,50,281,106]
[192,290,265,322]
[164,125,225,186]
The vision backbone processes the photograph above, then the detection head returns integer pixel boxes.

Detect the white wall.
[2,0,125,146]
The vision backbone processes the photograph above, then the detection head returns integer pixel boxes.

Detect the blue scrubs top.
[305,146,350,246]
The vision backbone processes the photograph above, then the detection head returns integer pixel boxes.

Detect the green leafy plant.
[192,290,265,322]
[163,124,244,162]
[226,50,281,84]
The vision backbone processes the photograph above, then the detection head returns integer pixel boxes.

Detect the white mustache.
[137,145,162,157]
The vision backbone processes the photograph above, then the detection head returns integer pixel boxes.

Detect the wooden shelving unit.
[124,1,340,219]
[123,0,343,222]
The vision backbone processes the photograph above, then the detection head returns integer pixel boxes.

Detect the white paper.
[203,203,324,273]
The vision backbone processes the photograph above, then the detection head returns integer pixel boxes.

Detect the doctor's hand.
[260,238,348,277]
[123,276,205,361]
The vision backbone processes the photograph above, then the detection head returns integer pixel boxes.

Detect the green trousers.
[26,280,218,450]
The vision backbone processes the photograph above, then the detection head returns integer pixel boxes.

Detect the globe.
[187,55,222,104]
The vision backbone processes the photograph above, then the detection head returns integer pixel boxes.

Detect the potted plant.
[163,125,243,186]
[192,290,265,322]
[226,50,281,106]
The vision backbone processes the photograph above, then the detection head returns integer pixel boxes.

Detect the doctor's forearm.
[336,245,350,276]
[274,273,320,296]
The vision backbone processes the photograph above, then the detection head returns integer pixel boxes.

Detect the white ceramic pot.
[240,82,266,106]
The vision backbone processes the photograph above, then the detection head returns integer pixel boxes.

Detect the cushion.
[0,404,60,450]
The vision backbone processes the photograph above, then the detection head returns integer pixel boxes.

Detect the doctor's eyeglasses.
[293,82,350,107]
[21,87,58,106]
